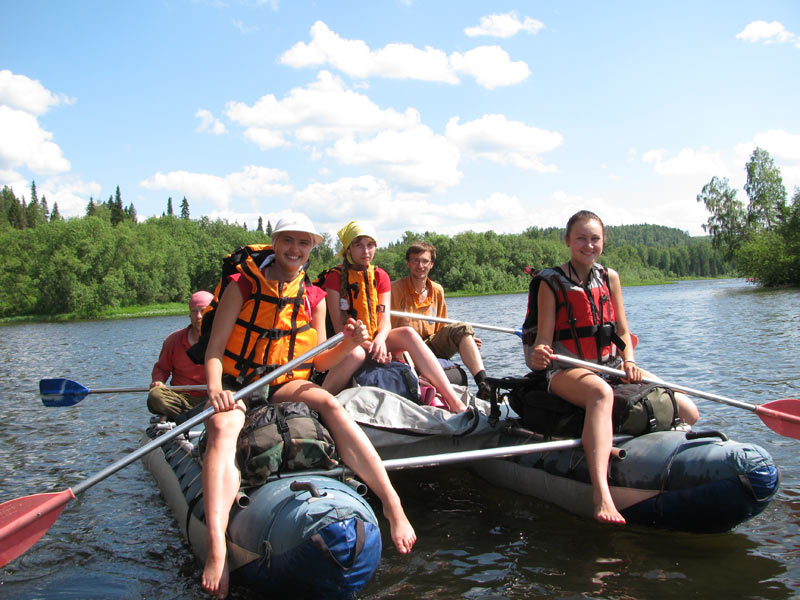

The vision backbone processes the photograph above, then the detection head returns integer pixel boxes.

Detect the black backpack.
[497,373,681,439]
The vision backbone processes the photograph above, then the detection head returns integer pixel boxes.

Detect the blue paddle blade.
[39,379,90,407]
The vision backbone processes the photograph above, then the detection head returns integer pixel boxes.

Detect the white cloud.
[292,175,394,225]
[464,12,545,38]
[642,147,728,177]
[195,108,228,135]
[0,70,72,115]
[243,128,288,149]
[328,125,461,190]
[0,106,71,175]
[450,46,530,89]
[232,18,259,34]
[0,72,72,177]
[38,176,103,218]
[734,129,800,193]
[735,129,800,162]
[446,114,562,172]
[736,20,798,46]
[291,177,533,242]
[280,21,529,88]
[139,166,292,210]
[226,71,419,143]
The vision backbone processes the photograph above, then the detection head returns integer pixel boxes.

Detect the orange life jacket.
[203,244,317,386]
[315,263,381,337]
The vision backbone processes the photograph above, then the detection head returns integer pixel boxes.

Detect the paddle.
[392,311,798,439]
[283,434,633,479]
[0,332,345,568]
[39,379,207,407]
[390,310,521,335]
[552,353,800,440]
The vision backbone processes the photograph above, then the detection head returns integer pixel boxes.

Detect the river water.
[0,279,798,599]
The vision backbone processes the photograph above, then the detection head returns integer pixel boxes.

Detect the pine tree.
[86,197,96,216]
[257,216,264,233]
[125,203,137,222]
[10,200,22,228]
[180,197,190,219]
[50,202,62,221]
[266,220,272,237]
[41,196,50,222]
[26,195,39,228]
[111,186,124,225]
[167,197,174,216]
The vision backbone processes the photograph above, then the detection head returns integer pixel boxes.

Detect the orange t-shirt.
[390,276,448,340]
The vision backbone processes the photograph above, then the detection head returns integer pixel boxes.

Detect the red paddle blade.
[755,399,800,440]
[0,489,75,567]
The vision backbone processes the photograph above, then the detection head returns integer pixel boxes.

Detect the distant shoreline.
[0,277,724,325]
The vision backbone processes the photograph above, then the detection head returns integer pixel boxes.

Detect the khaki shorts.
[426,322,475,359]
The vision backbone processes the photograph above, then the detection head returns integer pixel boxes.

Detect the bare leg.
[640,368,700,425]
[273,381,417,553]
[457,335,485,377]
[550,369,626,525]
[386,327,467,413]
[321,344,366,395]
[201,406,246,598]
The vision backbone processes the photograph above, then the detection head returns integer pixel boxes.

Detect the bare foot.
[202,550,230,599]
[384,507,417,554]
[448,399,468,413]
[594,499,626,525]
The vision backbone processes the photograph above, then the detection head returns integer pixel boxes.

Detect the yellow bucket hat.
[337,220,378,260]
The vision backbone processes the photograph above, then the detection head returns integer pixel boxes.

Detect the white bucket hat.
[271,213,324,247]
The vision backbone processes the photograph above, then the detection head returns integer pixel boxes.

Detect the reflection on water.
[0,280,798,599]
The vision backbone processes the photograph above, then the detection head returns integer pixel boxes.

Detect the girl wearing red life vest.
[201,214,416,599]
[321,220,468,413]
[526,210,699,526]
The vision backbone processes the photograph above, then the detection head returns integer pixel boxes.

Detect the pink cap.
[189,290,214,310]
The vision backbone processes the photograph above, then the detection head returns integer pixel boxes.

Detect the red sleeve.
[228,272,252,302]
[151,328,185,383]
[375,267,391,294]
[306,284,327,311]
[322,269,341,291]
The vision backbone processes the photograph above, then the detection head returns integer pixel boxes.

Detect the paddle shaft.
[88,384,206,394]
[552,353,800,427]
[72,333,344,495]
[390,310,519,335]
[286,434,632,479]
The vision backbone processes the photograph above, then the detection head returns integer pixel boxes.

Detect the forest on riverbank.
[697,147,800,287]
[0,182,729,319]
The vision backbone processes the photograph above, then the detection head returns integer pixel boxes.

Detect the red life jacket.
[522,264,625,362]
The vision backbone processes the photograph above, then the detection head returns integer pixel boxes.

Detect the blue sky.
[2,1,798,243]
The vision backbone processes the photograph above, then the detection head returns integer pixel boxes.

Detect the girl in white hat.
[200,213,415,598]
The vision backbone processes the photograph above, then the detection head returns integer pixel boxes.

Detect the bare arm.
[325,287,345,334]
[204,283,244,411]
[525,283,557,371]
[311,298,366,371]
[606,268,641,382]
[367,290,391,362]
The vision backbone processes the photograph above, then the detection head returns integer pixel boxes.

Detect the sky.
[1,1,798,244]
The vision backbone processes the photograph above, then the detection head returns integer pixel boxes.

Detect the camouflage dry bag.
[236,401,338,487]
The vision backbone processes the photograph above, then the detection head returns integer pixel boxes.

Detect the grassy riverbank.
[0,302,188,324]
